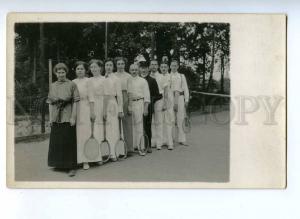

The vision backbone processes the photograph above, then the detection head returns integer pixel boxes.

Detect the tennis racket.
[182,103,191,134]
[138,116,150,156]
[83,120,101,161]
[100,117,111,163]
[115,117,127,160]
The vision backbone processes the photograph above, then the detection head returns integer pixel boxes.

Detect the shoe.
[157,146,162,150]
[68,169,76,177]
[147,148,152,153]
[139,151,146,156]
[83,163,89,170]
[126,151,134,157]
[111,157,117,162]
[97,161,103,166]
[179,142,188,146]
[168,146,174,150]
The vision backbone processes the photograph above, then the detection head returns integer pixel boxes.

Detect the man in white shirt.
[149,59,167,150]
[170,59,189,145]
[127,64,150,152]
[114,57,134,154]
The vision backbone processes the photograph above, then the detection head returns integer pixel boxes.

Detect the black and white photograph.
[6,13,286,188]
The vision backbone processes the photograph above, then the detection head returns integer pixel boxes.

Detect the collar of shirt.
[56,78,70,84]
[105,73,115,78]
[150,71,159,78]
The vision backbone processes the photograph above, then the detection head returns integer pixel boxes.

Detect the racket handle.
[103,119,106,139]
[91,120,94,137]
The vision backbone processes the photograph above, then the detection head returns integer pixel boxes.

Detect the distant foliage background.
[14,22,230,115]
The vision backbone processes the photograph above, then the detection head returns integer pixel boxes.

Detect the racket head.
[138,134,149,155]
[182,117,191,133]
[84,137,100,161]
[100,140,111,163]
[115,139,127,160]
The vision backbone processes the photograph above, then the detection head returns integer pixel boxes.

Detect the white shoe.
[83,163,90,170]
[157,146,162,150]
[110,157,117,162]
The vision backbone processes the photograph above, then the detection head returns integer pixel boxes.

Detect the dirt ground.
[14,111,230,182]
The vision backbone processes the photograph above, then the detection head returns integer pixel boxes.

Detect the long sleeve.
[87,79,95,103]
[116,78,123,113]
[71,82,80,102]
[151,78,162,103]
[182,74,189,103]
[127,78,132,94]
[143,80,150,103]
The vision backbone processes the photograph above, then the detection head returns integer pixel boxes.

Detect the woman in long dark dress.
[47,63,80,177]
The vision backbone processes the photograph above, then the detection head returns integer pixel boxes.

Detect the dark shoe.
[147,148,152,153]
[126,151,134,157]
[168,145,174,150]
[68,169,76,177]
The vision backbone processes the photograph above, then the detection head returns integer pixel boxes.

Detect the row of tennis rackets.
[84,106,191,163]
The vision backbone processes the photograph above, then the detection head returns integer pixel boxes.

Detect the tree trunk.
[105,22,108,59]
[56,42,60,62]
[220,54,225,93]
[32,44,37,83]
[150,31,156,59]
[39,23,46,133]
[206,30,215,91]
[202,53,206,90]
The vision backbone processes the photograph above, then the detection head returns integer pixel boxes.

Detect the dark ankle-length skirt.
[48,122,77,169]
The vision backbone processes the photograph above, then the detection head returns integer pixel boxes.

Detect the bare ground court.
[15,111,229,182]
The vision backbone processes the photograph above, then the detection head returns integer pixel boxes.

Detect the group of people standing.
[47,57,189,177]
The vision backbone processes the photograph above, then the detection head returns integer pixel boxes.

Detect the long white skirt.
[105,98,119,159]
[151,99,164,147]
[76,98,103,163]
[163,105,174,147]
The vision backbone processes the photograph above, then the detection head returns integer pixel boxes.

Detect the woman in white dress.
[160,61,174,150]
[84,59,106,168]
[103,58,124,161]
[73,61,98,170]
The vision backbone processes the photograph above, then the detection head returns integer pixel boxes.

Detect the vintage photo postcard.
[6,13,286,188]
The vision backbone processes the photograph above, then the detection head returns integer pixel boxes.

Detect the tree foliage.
[14,22,230,103]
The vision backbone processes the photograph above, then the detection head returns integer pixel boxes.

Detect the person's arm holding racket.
[116,77,124,118]
[127,79,133,115]
[182,74,189,109]
[87,79,96,122]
